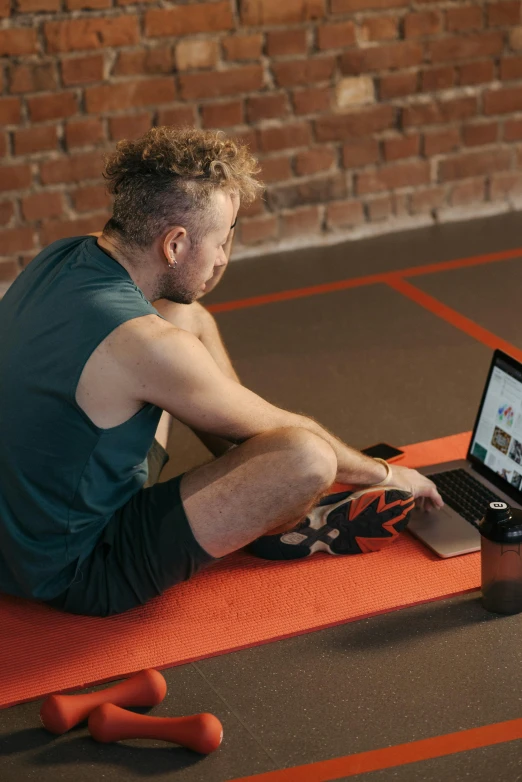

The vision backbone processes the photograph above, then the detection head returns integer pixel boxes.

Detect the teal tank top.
[0,236,163,601]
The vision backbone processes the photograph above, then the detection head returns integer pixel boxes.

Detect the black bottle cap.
[479,501,522,543]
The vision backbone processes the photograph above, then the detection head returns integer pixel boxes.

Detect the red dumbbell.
[40,669,167,734]
[88,703,223,755]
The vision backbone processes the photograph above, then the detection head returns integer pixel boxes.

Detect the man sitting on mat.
[0,127,443,617]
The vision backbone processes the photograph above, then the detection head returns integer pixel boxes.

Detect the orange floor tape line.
[0,431,477,709]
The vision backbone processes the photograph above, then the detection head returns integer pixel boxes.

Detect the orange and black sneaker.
[245,487,415,560]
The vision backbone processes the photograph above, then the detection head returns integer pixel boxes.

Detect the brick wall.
[1,0,522,285]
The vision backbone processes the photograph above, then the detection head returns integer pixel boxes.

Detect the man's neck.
[96,234,156,301]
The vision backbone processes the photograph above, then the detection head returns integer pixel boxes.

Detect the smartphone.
[361,442,405,462]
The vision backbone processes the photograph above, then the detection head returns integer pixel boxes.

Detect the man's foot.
[245,487,415,560]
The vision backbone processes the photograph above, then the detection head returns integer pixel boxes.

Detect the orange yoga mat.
[0,431,479,709]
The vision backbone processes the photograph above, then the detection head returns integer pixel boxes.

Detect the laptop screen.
[469,350,522,500]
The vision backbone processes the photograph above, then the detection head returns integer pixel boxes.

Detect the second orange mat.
[0,431,478,709]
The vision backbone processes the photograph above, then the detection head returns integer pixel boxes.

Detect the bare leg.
[180,426,338,558]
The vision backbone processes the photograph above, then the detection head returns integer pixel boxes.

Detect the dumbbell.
[89,703,223,754]
[40,668,167,734]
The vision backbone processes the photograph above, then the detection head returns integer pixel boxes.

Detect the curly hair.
[102,126,263,249]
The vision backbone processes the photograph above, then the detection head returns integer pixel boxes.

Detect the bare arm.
[126,318,388,487]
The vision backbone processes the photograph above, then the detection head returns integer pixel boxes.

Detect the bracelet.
[372,457,392,486]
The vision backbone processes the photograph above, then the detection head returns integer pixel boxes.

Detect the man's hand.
[387,465,444,512]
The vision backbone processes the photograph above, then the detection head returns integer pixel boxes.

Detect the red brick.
[404,11,443,37]
[259,156,293,183]
[240,214,279,245]
[0,226,34,254]
[0,0,10,17]
[383,134,420,161]
[462,122,498,146]
[223,34,263,61]
[0,165,32,192]
[267,29,308,56]
[61,55,104,86]
[259,123,312,153]
[0,28,38,56]
[116,0,156,5]
[201,101,243,129]
[379,72,418,99]
[0,97,21,125]
[240,0,325,25]
[157,106,197,127]
[292,86,331,115]
[281,205,321,238]
[0,201,14,226]
[40,152,104,185]
[109,113,152,141]
[410,186,447,214]
[232,128,258,154]
[490,171,522,199]
[446,6,483,31]
[27,92,77,122]
[14,126,58,155]
[429,32,503,62]
[268,173,346,210]
[326,199,365,227]
[44,17,139,53]
[65,117,105,149]
[367,195,393,221]
[40,215,110,247]
[179,66,263,100]
[484,85,522,114]
[0,260,20,280]
[295,147,336,176]
[359,16,399,41]
[9,63,56,93]
[18,0,59,9]
[66,0,111,8]
[439,150,512,181]
[246,94,288,122]
[504,118,522,140]
[450,178,486,206]
[315,105,395,142]
[175,39,218,71]
[487,1,521,26]
[403,97,477,126]
[145,2,233,37]
[500,56,522,80]
[393,192,410,217]
[341,42,423,74]
[273,57,335,87]
[356,161,430,195]
[423,128,461,156]
[238,199,265,218]
[0,135,5,158]
[342,139,380,167]
[86,78,176,113]
[317,22,356,50]
[22,192,63,221]
[113,47,174,76]
[422,67,456,91]
[332,0,407,10]
[72,184,111,213]
[459,60,495,84]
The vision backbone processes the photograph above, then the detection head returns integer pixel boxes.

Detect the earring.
[168,253,177,269]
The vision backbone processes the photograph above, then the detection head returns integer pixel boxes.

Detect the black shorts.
[46,440,216,617]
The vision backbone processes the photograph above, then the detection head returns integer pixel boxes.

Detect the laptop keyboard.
[426,468,503,526]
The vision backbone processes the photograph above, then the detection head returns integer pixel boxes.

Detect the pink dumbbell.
[89,703,223,755]
[40,669,167,734]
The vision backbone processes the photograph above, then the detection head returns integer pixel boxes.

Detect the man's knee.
[265,426,337,490]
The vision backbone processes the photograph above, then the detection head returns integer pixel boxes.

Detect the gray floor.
[2,211,522,781]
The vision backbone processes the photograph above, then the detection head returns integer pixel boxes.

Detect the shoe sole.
[280,487,415,556]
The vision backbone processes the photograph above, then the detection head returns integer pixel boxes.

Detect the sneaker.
[245,487,415,560]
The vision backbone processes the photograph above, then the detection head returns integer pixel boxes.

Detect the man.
[0,127,443,617]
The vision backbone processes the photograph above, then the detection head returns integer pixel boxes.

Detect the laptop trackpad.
[408,506,481,558]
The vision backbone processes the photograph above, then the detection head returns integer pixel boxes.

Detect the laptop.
[408,349,522,558]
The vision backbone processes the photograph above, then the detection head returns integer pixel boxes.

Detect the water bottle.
[479,501,522,615]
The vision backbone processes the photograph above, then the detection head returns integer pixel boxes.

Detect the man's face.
[160,190,238,305]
